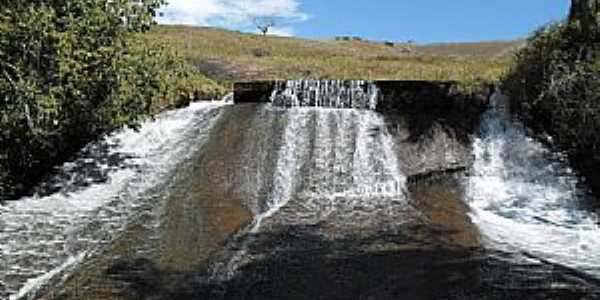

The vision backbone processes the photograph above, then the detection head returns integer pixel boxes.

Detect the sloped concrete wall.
[233,80,492,179]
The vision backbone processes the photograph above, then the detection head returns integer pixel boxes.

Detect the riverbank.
[1,19,520,202]
[0,3,228,201]
[502,12,600,197]
[1,22,517,201]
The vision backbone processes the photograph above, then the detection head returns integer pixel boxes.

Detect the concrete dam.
[1,80,600,299]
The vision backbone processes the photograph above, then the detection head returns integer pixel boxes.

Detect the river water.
[0,102,227,299]
[1,82,600,299]
[465,92,600,277]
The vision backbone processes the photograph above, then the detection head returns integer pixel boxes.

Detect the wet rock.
[381,81,491,178]
[232,80,492,178]
[388,117,474,179]
[407,175,480,249]
[159,231,600,300]
[234,82,277,103]
[105,258,164,299]
[158,103,280,271]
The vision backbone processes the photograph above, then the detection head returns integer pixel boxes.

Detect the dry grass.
[415,40,525,59]
[149,25,514,87]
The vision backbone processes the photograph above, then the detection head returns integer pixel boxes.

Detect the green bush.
[0,1,224,199]
[502,17,600,156]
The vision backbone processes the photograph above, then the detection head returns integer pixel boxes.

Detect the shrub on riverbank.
[502,4,600,192]
[502,17,600,157]
[0,1,224,199]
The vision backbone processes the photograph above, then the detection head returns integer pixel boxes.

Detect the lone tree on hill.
[253,17,276,36]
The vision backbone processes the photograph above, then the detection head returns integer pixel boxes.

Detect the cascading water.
[465,92,600,277]
[0,102,227,299]
[211,81,407,282]
[254,80,405,231]
[251,107,406,232]
[270,79,379,110]
[6,79,600,299]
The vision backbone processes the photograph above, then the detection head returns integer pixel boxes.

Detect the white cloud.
[158,0,307,36]
[266,26,295,37]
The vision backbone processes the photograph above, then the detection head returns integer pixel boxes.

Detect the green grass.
[149,25,515,87]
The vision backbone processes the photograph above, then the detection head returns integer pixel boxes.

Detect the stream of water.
[250,107,406,233]
[209,81,408,283]
[0,102,227,299]
[465,92,600,277]
[2,82,600,299]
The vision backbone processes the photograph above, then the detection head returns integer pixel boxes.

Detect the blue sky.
[159,0,571,43]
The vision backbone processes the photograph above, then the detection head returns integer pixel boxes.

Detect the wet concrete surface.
[157,104,267,271]
[408,176,480,249]
[155,176,600,300]
[50,176,600,300]
[41,104,286,299]
[40,105,600,300]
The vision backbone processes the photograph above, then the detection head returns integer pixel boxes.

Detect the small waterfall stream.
[465,92,600,277]
[270,80,379,109]
[0,102,227,299]
[252,80,405,232]
[251,107,406,232]
[4,82,600,299]
[210,81,407,282]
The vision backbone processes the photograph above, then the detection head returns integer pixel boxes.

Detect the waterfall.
[208,84,405,283]
[251,82,405,231]
[250,108,311,232]
[270,80,379,110]
[465,92,600,277]
[251,107,406,232]
[0,102,227,299]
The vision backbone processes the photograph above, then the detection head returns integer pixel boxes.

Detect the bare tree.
[253,16,276,36]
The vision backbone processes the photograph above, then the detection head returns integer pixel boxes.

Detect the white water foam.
[9,253,86,300]
[213,106,406,283]
[0,102,226,299]
[251,107,406,232]
[465,92,600,277]
[270,80,379,109]
[250,108,311,233]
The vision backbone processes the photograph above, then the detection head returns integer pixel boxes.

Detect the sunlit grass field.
[150,25,519,88]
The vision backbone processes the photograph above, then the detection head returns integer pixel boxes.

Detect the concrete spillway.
[2,81,600,299]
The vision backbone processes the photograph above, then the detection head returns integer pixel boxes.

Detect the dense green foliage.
[0,1,224,199]
[503,2,600,158]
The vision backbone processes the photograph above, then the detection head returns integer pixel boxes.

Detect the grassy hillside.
[416,40,525,59]
[149,25,516,87]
